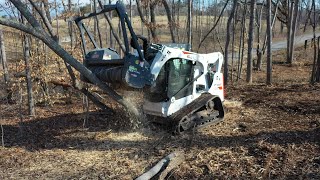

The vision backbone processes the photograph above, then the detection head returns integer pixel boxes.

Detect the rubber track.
[169,93,223,133]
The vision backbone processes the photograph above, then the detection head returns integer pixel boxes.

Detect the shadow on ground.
[2,110,319,153]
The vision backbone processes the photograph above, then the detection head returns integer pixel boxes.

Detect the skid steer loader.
[74,1,225,133]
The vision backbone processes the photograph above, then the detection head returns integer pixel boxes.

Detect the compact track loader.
[74,1,225,133]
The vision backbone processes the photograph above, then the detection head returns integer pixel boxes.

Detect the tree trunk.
[187,0,193,47]
[246,0,256,83]
[0,29,10,84]
[231,4,237,82]
[109,0,113,48]
[311,0,317,83]
[149,2,158,42]
[288,0,299,64]
[129,0,132,21]
[286,1,294,63]
[94,0,102,47]
[224,0,236,85]
[303,0,312,32]
[255,2,264,71]
[136,0,157,41]
[237,0,248,81]
[266,0,272,85]
[23,34,35,116]
[42,0,52,24]
[177,0,181,42]
[54,0,60,43]
[163,0,176,43]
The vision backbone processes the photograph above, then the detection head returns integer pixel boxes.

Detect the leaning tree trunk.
[1,0,139,116]
[0,29,10,84]
[247,0,256,83]
[28,0,110,111]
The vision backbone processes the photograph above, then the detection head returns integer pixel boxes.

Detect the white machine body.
[143,45,224,117]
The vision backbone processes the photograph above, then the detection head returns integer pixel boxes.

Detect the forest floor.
[0,45,320,179]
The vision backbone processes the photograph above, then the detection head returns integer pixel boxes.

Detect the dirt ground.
[1,45,320,179]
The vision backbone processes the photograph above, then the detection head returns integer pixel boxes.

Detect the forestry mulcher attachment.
[74,2,225,134]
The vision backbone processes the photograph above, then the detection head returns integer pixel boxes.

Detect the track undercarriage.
[149,94,224,134]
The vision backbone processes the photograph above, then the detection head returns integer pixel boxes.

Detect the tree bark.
[246,0,256,83]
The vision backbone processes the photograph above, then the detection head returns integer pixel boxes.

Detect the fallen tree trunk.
[135,151,185,180]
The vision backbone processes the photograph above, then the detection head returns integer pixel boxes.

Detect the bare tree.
[247,0,256,83]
